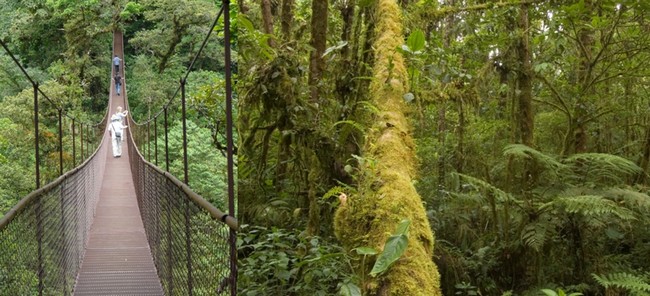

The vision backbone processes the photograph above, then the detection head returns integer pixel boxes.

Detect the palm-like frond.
[521,220,552,252]
[548,195,636,223]
[603,188,650,211]
[592,272,650,296]
[563,153,642,184]
[453,172,520,204]
[503,144,568,174]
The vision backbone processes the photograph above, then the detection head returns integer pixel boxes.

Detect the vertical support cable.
[147,121,151,161]
[34,83,40,188]
[154,116,158,166]
[59,109,63,176]
[59,109,68,296]
[166,182,173,294]
[33,82,44,296]
[72,119,76,167]
[224,1,237,294]
[181,77,193,295]
[181,78,189,184]
[164,107,170,172]
[60,180,68,295]
[80,123,84,161]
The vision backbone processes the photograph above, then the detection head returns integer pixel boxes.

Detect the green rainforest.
[0,0,230,214]
[1,0,650,295]
[237,0,650,295]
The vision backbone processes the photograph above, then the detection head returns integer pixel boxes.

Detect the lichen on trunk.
[334,0,442,295]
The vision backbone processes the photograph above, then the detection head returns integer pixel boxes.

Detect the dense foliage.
[0,0,115,215]
[238,0,650,295]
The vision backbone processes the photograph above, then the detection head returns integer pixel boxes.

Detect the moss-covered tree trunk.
[334,1,441,295]
[280,0,294,40]
[306,0,328,236]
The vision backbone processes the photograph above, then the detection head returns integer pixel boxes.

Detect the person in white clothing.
[115,106,128,123]
[109,113,128,157]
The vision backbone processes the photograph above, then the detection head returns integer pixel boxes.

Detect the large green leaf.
[339,282,362,296]
[369,219,410,277]
[406,29,425,52]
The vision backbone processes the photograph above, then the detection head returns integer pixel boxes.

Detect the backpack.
[110,122,122,139]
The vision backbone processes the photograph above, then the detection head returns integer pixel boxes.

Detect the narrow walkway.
[73,31,163,295]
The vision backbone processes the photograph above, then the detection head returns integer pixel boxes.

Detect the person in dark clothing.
[115,74,122,96]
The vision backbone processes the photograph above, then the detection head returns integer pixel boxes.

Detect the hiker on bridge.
[114,74,122,96]
[113,55,121,74]
[109,112,128,157]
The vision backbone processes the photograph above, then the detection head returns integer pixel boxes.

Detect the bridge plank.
[74,143,164,296]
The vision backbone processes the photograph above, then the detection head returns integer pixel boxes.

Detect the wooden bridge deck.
[73,31,163,296]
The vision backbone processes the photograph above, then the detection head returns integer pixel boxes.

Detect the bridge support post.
[224,0,237,294]
[180,77,193,295]
[80,123,84,161]
[33,82,44,296]
[181,78,189,184]
[154,117,158,166]
[164,107,170,172]
[59,109,63,176]
[72,119,76,167]
[147,121,151,161]
[166,192,173,294]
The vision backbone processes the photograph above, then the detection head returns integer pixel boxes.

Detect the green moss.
[334,0,442,295]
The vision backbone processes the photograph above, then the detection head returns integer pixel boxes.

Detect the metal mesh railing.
[120,1,237,294]
[127,126,236,296]
[0,123,107,295]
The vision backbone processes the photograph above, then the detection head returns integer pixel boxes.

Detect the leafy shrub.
[238,225,354,296]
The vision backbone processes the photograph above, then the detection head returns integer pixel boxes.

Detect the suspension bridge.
[0,2,236,295]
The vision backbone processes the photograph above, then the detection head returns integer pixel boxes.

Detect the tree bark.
[340,0,355,59]
[572,0,595,154]
[334,1,442,295]
[308,0,328,106]
[280,0,294,40]
[437,0,454,197]
[261,0,276,47]
[306,0,328,236]
[516,3,533,147]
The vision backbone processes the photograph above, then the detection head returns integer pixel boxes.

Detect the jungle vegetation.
[237,0,650,295]
[0,0,230,217]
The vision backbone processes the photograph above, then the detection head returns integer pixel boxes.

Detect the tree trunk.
[157,18,184,74]
[334,1,442,295]
[437,0,454,197]
[306,0,328,236]
[635,124,650,184]
[280,0,294,40]
[572,0,595,154]
[261,0,276,47]
[516,3,533,147]
[340,0,355,59]
[308,0,328,106]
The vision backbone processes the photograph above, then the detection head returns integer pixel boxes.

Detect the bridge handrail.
[130,138,239,230]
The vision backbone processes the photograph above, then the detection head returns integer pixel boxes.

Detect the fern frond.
[592,273,650,295]
[564,153,642,183]
[552,195,636,222]
[453,173,519,204]
[603,188,650,211]
[333,120,365,133]
[322,186,346,200]
[521,221,550,252]
[503,144,567,173]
